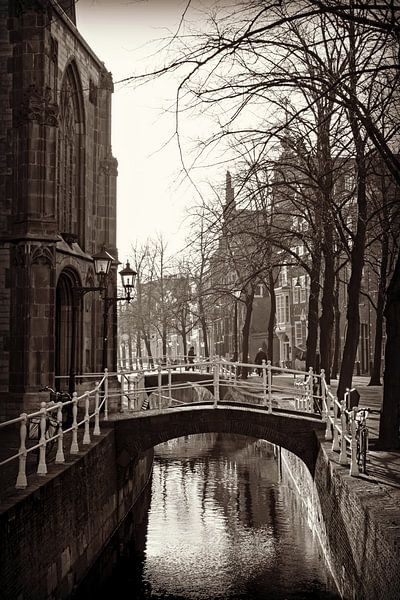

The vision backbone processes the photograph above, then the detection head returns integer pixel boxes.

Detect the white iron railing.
[1,360,369,491]
[0,371,109,491]
[322,377,369,476]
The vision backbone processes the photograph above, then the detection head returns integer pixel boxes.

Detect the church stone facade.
[0,1,118,418]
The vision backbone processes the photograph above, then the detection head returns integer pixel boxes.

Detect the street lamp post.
[232,289,241,362]
[68,249,136,396]
[100,259,137,374]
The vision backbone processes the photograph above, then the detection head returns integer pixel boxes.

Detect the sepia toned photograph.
[0,1,399,598]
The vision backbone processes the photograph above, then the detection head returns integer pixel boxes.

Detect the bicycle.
[28,387,72,456]
[355,408,369,474]
[28,399,59,463]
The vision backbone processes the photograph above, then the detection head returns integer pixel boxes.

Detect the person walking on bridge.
[254,347,267,375]
[188,346,196,371]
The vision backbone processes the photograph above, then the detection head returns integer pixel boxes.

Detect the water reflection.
[140,434,338,600]
[87,433,339,599]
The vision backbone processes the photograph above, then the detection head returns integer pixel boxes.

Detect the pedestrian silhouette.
[188,346,195,371]
[254,347,267,375]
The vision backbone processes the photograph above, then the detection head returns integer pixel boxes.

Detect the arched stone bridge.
[112,404,326,476]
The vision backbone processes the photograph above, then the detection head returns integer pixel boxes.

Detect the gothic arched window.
[57,63,85,244]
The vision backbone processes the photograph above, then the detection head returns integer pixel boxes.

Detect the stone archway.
[55,268,81,392]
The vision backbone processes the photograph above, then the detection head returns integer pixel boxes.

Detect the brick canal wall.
[0,426,153,599]
[282,438,400,600]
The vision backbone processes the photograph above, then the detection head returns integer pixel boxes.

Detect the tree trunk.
[136,334,143,369]
[337,161,367,400]
[331,273,341,380]
[162,324,167,364]
[369,187,389,386]
[319,240,335,382]
[337,18,368,401]
[198,296,209,358]
[379,249,400,449]
[142,333,154,368]
[128,335,133,370]
[181,317,188,363]
[317,100,335,381]
[267,268,276,364]
[240,292,254,378]
[306,246,322,370]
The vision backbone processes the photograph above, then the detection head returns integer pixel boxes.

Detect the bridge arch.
[114,406,325,476]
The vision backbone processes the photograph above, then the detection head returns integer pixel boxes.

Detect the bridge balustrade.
[0,372,109,493]
[0,360,370,492]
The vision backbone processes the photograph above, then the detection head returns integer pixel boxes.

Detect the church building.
[0,0,118,418]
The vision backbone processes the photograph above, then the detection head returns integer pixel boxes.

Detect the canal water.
[81,434,340,599]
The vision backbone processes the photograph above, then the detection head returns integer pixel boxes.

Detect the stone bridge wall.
[282,443,400,600]
[0,426,153,599]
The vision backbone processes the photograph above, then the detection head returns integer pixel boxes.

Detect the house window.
[292,278,300,304]
[277,295,289,324]
[254,284,263,298]
[344,174,354,191]
[300,275,307,303]
[279,266,288,287]
[295,321,302,346]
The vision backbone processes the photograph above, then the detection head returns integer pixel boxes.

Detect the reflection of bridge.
[0,359,367,493]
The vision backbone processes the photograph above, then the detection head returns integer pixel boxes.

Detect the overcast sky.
[75,0,226,261]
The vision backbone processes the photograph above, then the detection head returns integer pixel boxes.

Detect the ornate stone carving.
[100,156,118,177]
[50,36,58,63]
[89,79,98,105]
[16,84,59,126]
[12,244,30,267]
[99,68,114,92]
[11,243,55,268]
[30,244,55,267]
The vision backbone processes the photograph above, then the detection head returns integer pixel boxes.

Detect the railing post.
[37,402,48,476]
[332,398,340,451]
[308,367,314,412]
[138,369,144,410]
[15,413,28,489]
[120,374,125,413]
[168,365,172,407]
[132,376,137,411]
[157,364,162,409]
[83,392,91,445]
[350,408,360,476]
[55,402,65,463]
[213,358,219,407]
[94,383,101,435]
[267,360,272,413]
[321,370,332,440]
[70,392,79,454]
[339,397,348,465]
[262,360,267,407]
[104,368,109,420]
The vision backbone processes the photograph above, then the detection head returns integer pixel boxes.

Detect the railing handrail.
[0,369,110,491]
[1,361,369,490]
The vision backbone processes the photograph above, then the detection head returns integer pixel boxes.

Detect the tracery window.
[57,64,84,241]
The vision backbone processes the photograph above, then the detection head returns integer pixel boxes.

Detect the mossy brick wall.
[282,441,400,600]
[0,428,153,600]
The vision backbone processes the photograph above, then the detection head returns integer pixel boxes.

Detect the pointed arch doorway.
[55,269,81,394]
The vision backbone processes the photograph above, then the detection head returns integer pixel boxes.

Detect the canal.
[79,433,340,599]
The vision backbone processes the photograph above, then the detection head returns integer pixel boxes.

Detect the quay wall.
[0,426,153,600]
[281,439,400,600]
